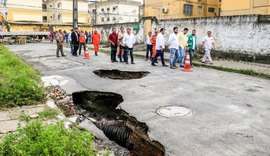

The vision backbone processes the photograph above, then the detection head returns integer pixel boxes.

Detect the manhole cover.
[156,106,192,118]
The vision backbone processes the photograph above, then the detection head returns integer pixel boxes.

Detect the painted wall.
[92,21,145,44]
[7,0,43,22]
[144,0,220,20]
[221,0,270,16]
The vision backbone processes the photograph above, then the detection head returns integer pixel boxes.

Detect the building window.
[183,4,193,15]
[101,8,104,12]
[92,9,96,13]
[58,14,61,20]
[42,16,47,22]
[198,6,202,13]
[208,7,215,13]
[50,5,52,7]
[42,4,47,10]
[113,17,116,21]
[57,3,61,8]
[107,17,110,21]
[50,16,52,19]
[101,17,104,22]
[113,7,116,11]
[107,7,110,12]
[134,18,137,22]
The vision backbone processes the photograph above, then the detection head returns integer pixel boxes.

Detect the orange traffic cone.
[83,49,90,59]
[182,52,193,72]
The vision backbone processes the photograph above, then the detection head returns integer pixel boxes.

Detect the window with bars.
[208,7,215,13]
[183,4,193,15]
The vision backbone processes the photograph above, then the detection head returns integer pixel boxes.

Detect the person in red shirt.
[108,27,118,63]
[92,30,101,56]
[79,30,86,55]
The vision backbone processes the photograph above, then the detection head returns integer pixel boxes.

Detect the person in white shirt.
[168,27,179,69]
[151,28,168,67]
[146,31,152,61]
[123,28,136,64]
[202,31,215,64]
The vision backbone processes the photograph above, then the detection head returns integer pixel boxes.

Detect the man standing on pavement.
[68,29,74,53]
[92,29,101,56]
[145,31,152,61]
[117,27,125,62]
[151,28,168,67]
[178,28,189,67]
[187,30,198,67]
[55,29,66,57]
[202,31,215,64]
[123,28,136,64]
[79,30,86,55]
[168,27,179,69]
[151,28,158,62]
[71,28,80,56]
[108,27,118,63]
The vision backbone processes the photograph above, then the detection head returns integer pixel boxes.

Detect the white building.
[89,0,141,25]
[43,0,89,25]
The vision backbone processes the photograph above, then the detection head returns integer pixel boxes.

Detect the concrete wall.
[93,21,145,44]
[152,15,270,63]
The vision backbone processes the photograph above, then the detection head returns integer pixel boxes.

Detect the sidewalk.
[88,45,270,79]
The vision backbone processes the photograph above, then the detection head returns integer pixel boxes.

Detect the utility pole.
[73,0,78,28]
[94,0,97,25]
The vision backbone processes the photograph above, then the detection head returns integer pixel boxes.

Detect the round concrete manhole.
[156,106,192,118]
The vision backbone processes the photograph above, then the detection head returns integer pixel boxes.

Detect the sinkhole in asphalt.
[93,69,150,80]
[73,91,165,156]
[156,106,192,118]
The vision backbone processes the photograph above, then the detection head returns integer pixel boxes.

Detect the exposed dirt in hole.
[73,91,165,156]
[93,69,150,80]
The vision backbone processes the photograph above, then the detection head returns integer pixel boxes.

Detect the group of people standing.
[146,27,215,69]
[108,27,136,64]
[52,28,101,57]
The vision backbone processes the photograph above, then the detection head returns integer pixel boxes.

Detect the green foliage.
[38,109,58,119]
[0,46,44,107]
[0,120,96,156]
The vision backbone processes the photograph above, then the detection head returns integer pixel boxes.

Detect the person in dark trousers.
[151,28,168,67]
[78,30,86,55]
[108,27,118,63]
[71,28,80,56]
[123,28,136,64]
[55,29,66,57]
[146,31,152,61]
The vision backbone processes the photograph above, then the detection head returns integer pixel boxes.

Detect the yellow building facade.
[144,0,220,20]
[3,0,90,32]
[221,0,270,16]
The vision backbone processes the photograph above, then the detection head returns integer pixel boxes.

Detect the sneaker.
[173,65,178,68]
[202,61,206,64]
[163,64,168,67]
[95,52,98,56]
[131,62,135,64]
[170,66,176,69]
[114,60,119,62]
[62,55,66,57]
[151,64,157,66]
[56,56,60,57]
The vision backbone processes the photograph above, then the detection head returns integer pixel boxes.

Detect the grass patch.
[0,46,44,107]
[38,109,58,119]
[0,120,96,155]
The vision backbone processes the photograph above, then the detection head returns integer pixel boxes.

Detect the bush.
[0,46,44,107]
[0,120,96,156]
